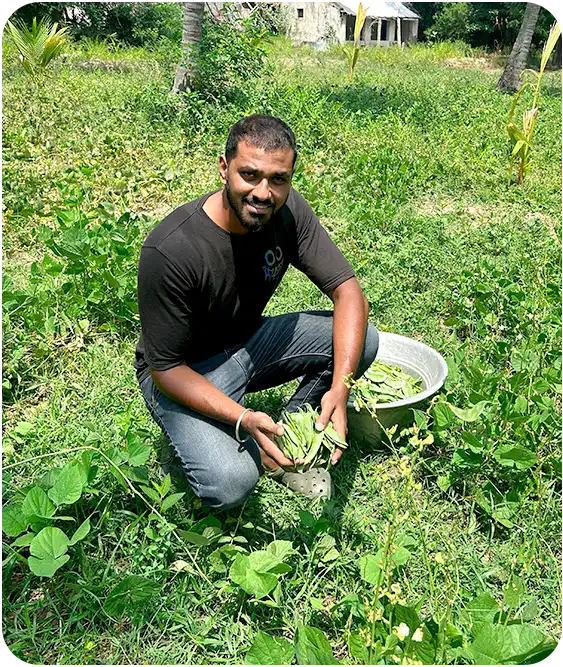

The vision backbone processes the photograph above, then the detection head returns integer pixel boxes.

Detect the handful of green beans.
[352,361,422,408]
[275,404,347,471]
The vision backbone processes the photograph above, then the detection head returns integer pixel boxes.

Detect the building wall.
[287,3,346,44]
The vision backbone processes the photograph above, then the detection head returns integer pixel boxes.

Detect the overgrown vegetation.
[2,20,561,666]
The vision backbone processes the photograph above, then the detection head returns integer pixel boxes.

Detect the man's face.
[219,140,295,232]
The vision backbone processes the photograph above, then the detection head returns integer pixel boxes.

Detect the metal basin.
[347,331,448,444]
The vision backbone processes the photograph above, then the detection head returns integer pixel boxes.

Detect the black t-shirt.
[134,188,355,383]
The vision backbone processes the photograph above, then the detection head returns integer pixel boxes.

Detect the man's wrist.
[330,376,352,398]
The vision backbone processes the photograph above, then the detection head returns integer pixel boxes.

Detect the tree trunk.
[497,3,541,93]
[173,2,205,93]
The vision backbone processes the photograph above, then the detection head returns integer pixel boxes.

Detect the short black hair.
[225,115,297,166]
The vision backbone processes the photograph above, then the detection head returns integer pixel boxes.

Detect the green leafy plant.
[5,16,69,82]
[341,2,368,82]
[229,540,295,601]
[506,22,561,184]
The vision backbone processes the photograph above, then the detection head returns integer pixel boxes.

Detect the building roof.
[336,2,421,20]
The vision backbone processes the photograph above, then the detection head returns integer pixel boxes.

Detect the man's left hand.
[315,387,349,466]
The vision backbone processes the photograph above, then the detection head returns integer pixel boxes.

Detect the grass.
[2,34,561,664]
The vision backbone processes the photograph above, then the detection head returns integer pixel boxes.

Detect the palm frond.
[6,16,68,80]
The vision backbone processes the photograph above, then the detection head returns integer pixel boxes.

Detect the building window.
[371,20,389,41]
[297,8,304,18]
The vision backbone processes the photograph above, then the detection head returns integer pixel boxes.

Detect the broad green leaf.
[503,575,526,609]
[125,436,151,467]
[360,553,384,586]
[209,544,247,573]
[30,526,69,560]
[407,623,438,665]
[464,593,499,637]
[452,449,482,468]
[69,518,91,546]
[393,604,421,633]
[448,401,488,422]
[178,529,212,546]
[22,486,56,521]
[246,632,294,665]
[460,431,484,452]
[266,540,295,562]
[433,403,455,429]
[468,624,545,665]
[48,461,84,505]
[437,473,452,492]
[13,533,35,547]
[248,550,281,573]
[348,632,369,663]
[295,625,338,665]
[520,642,558,664]
[494,445,537,470]
[161,492,185,512]
[229,554,278,598]
[359,545,411,585]
[14,421,33,436]
[103,576,160,617]
[2,504,28,537]
[28,553,70,577]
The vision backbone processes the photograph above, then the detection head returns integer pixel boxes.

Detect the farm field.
[2,34,562,665]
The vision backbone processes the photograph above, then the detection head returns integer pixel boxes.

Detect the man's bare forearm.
[330,278,369,395]
[151,365,244,426]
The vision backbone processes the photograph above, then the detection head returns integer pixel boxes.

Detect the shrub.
[426,2,472,43]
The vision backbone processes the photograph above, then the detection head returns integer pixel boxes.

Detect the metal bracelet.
[235,408,252,443]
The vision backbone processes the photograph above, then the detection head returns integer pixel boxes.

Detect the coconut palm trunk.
[497,3,541,93]
[173,2,205,93]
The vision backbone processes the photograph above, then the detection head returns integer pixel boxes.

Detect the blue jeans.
[139,311,379,510]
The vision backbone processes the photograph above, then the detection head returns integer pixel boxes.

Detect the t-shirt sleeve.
[137,246,194,372]
[289,190,355,293]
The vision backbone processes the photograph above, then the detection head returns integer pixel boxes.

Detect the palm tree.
[497,3,541,93]
[173,2,205,93]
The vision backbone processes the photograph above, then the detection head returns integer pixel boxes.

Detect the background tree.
[173,2,205,93]
[497,3,541,92]
[425,2,472,42]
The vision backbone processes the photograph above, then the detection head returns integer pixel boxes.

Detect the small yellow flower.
[412,627,424,642]
[433,552,445,565]
[394,623,410,641]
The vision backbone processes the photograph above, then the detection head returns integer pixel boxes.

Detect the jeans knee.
[203,460,260,510]
[357,323,379,377]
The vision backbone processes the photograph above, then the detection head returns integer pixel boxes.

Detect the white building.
[286,2,421,47]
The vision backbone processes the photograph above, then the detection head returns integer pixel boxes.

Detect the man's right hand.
[241,410,302,470]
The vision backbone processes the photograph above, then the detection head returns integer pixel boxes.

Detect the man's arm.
[314,277,369,464]
[151,366,298,469]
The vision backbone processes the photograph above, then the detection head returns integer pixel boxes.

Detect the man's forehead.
[231,141,294,168]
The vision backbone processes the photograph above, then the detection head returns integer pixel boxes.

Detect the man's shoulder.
[285,187,312,217]
[142,193,213,253]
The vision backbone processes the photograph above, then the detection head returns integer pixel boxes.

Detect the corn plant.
[506,22,561,184]
[5,16,69,82]
[341,2,368,82]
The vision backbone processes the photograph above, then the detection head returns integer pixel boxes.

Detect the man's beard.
[225,178,275,233]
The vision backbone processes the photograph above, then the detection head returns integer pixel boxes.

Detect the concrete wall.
[287,3,346,44]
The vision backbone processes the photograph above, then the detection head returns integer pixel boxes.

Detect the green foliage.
[5,16,69,82]
[195,8,270,102]
[103,575,161,617]
[507,22,561,184]
[2,202,144,402]
[426,3,472,43]
[1,33,560,666]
